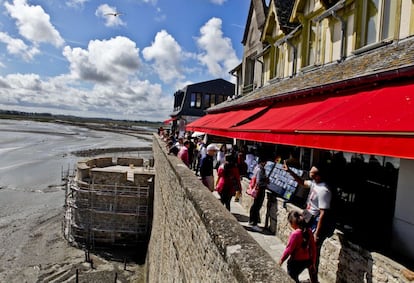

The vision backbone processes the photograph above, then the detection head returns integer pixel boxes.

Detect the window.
[190,92,202,108]
[203,93,211,109]
[275,46,286,78]
[209,94,216,107]
[174,91,184,111]
[361,0,396,47]
[263,52,272,82]
[307,21,319,66]
[217,95,225,104]
[244,57,255,87]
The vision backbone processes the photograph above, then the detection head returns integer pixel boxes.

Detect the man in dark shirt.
[200,144,218,191]
[167,141,179,156]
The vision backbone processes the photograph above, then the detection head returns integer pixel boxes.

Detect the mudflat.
[0,119,152,282]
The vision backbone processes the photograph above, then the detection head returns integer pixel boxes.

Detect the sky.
[0,0,250,121]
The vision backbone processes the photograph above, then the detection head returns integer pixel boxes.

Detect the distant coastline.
[0,109,161,143]
[0,109,163,129]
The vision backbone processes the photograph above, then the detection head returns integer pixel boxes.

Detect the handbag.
[246,176,259,198]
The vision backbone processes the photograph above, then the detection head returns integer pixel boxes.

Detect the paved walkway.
[213,192,314,282]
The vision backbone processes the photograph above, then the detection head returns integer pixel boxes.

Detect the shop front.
[186,81,414,266]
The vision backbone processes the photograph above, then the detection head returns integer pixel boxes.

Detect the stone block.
[94,157,114,167]
[117,157,144,166]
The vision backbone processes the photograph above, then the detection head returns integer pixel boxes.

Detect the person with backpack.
[279,210,317,283]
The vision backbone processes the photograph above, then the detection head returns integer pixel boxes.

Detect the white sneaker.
[251,225,262,232]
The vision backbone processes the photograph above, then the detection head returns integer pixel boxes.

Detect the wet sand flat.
[0,119,151,282]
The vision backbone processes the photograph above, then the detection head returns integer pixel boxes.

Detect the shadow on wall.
[91,241,149,266]
[335,233,373,283]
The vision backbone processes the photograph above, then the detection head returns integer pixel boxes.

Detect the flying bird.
[105,12,124,17]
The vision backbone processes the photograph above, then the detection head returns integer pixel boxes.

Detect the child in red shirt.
[279,210,317,283]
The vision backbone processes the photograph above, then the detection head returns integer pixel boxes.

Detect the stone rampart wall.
[69,157,154,246]
[86,157,113,168]
[117,157,144,167]
[91,171,128,185]
[148,135,293,282]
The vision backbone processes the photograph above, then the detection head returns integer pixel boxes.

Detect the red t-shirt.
[216,165,241,195]
[178,147,189,166]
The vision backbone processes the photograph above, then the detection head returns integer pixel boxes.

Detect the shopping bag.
[246,176,259,198]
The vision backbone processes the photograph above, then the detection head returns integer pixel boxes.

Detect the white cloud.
[0,73,172,121]
[63,36,140,84]
[0,32,40,61]
[4,0,64,47]
[140,0,157,4]
[210,0,227,4]
[90,80,171,118]
[66,0,89,8]
[95,4,126,27]
[196,17,239,79]
[0,34,174,120]
[154,7,166,22]
[142,30,185,84]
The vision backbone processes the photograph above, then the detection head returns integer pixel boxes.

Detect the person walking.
[279,210,317,283]
[216,144,227,169]
[283,161,332,281]
[215,154,241,210]
[200,144,218,192]
[194,140,206,176]
[177,140,190,167]
[248,156,268,232]
[188,138,197,169]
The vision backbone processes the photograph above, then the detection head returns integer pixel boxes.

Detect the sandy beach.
[0,119,151,282]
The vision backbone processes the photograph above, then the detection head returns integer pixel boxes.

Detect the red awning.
[186,106,268,136]
[163,117,177,124]
[189,83,414,159]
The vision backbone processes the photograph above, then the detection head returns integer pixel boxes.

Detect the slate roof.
[275,0,298,34]
[210,36,414,113]
[320,0,340,8]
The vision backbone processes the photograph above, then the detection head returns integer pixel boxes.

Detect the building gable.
[242,0,268,45]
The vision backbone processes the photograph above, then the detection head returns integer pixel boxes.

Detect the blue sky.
[0,0,250,121]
